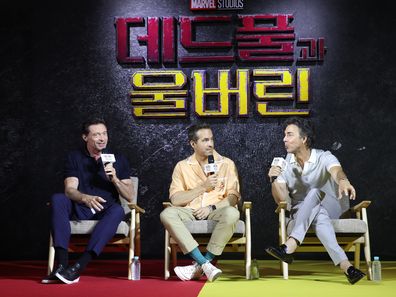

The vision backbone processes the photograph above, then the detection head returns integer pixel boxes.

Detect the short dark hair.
[81,118,107,135]
[283,117,315,148]
[187,123,212,142]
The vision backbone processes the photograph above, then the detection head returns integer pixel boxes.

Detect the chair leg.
[128,242,133,280]
[245,207,251,279]
[281,262,289,280]
[48,233,55,275]
[135,211,141,257]
[128,209,136,280]
[354,243,361,269]
[171,244,178,269]
[245,248,251,280]
[164,230,171,280]
[362,208,372,280]
[279,208,289,279]
[364,238,372,280]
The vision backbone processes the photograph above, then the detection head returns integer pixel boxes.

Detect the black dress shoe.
[345,266,365,284]
[41,264,66,284]
[56,263,81,284]
[265,244,294,264]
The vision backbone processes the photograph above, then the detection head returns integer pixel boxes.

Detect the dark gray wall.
[1,0,395,260]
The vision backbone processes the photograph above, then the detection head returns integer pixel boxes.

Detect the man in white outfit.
[265,117,365,284]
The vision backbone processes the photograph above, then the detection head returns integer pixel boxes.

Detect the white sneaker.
[202,262,222,282]
[174,262,203,281]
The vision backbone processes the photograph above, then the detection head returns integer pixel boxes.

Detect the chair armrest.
[128,203,146,214]
[351,200,371,212]
[242,201,252,221]
[163,202,173,208]
[275,201,288,214]
[242,201,252,212]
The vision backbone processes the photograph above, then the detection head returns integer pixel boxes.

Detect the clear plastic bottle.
[250,259,260,279]
[372,256,381,282]
[131,256,141,280]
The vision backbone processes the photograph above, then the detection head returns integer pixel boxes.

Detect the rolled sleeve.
[224,161,241,201]
[169,162,186,198]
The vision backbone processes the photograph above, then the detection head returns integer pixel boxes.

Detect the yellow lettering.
[192,69,249,117]
[130,70,188,118]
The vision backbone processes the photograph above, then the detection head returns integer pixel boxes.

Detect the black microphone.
[207,155,215,176]
[104,162,113,180]
[101,154,116,181]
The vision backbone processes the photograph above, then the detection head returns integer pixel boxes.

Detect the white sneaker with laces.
[174,262,203,281]
[202,262,222,282]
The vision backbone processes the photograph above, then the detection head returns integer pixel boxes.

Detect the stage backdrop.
[1,0,395,260]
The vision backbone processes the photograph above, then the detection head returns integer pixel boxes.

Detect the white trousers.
[288,188,348,265]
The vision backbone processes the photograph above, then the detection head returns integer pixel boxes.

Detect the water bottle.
[250,259,260,280]
[372,256,381,282]
[131,256,141,280]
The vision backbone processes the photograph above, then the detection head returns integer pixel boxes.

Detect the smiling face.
[190,128,214,159]
[283,124,308,154]
[82,123,108,154]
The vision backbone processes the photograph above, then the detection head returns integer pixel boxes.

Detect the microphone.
[270,157,286,183]
[101,153,116,180]
[204,155,218,176]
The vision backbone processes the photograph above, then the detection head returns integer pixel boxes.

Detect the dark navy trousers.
[50,193,125,256]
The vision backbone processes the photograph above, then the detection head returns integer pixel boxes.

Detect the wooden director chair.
[276,200,372,280]
[163,201,252,280]
[47,176,145,280]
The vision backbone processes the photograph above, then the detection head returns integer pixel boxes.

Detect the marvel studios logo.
[190,0,244,11]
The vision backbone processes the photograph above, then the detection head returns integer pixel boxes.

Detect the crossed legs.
[160,206,239,281]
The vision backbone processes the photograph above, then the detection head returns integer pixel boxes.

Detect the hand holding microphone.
[202,175,218,192]
[202,155,219,191]
[204,155,218,176]
[101,154,116,181]
[269,157,286,183]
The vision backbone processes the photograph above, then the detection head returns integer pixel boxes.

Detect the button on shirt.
[64,148,131,204]
[169,150,241,210]
[276,149,349,214]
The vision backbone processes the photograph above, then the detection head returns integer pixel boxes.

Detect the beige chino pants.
[160,206,240,255]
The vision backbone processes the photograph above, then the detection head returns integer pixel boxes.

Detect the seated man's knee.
[307,188,325,201]
[50,193,69,207]
[110,204,125,221]
[221,206,240,224]
[160,207,178,224]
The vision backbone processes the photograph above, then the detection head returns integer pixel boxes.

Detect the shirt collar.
[289,148,317,164]
[82,146,92,157]
[81,146,111,159]
[307,148,317,163]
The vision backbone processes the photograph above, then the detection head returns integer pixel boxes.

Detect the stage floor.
[1,260,395,297]
[201,259,396,297]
